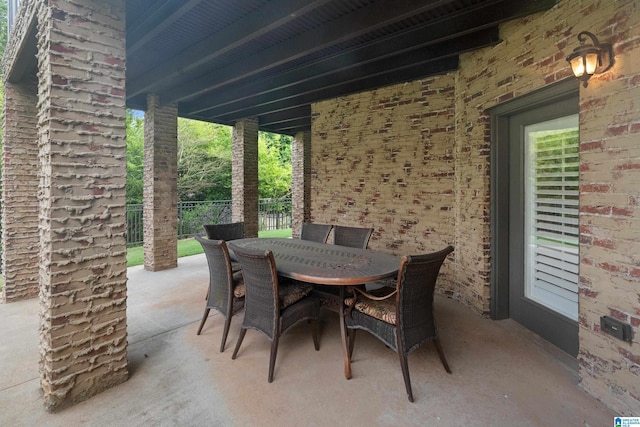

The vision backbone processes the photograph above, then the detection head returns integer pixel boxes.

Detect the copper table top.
[229,238,400,285]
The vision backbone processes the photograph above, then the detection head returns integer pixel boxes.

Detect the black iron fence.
[126,198,292,246]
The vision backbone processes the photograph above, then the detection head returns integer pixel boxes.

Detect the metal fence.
[259,198,292,231]
[126,198,292,246]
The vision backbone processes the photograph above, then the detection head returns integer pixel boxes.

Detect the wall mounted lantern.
[566,31,614,87]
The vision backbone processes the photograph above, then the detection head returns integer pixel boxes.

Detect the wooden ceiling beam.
[127,0,201,54]
[158,0,459,104]
[172,0,555,112]
[196,29,498,120]
[180,4,511,117]
[259,106,312,127]
[209,57,459,123]
[127,0,334,97]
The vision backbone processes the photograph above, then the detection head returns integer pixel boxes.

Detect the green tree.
[177,118,233,201]
[0,1,7,62]
[125,111,144,204]
[258,132,291,199]
[261,131,292,165]
[126,115,292,202]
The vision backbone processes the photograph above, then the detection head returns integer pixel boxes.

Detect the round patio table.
[229,237,400,378]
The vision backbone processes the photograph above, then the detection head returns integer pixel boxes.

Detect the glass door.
[524,115,579,321]
[502,92,579,356]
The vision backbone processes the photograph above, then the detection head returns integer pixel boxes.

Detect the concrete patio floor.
[1,254,615,426]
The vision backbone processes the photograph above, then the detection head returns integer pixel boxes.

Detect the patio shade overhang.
[6,0,558,135]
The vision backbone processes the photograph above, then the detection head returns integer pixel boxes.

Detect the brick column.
[143,95,178,271]
[36,0,128,411]
[232,117,259,238]
[291,130,311,238]
[1,80,39,302]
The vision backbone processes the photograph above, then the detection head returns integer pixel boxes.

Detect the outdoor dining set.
[195,222,454,402]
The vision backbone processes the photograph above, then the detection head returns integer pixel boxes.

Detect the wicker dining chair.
[311,225,374,311]
[343,245,454,402]
[201,222,245,300]
[194,235,246,353]
[203,222,244,241]
[228,243,320,383]
[333,225,374,249]
[300,222,333,243]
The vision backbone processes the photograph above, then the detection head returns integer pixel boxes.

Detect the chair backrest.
[228,243,280,339]
[195,235,235,312]
[333,225,373,249]
[203,222,244,241]
[300,222,333,243]
[395,246,454,351]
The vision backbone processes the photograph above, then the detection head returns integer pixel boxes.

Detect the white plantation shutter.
[524,115,579,321]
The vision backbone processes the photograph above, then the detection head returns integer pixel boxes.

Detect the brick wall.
[1,0,41,304]
[143,95,178,271]
[1,80,39,302]
[232,117,259,238]
[572,1,640,415]
[311,0,640,415]
[291,130,311,238]
[311,77,456,289]
[456,0,639,414]
[36,0,128,411]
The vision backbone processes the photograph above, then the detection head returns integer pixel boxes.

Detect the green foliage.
[0,1,7,64]
[125,113,292,203]
[126,111,144,203]
[258,133,292,198]
[261,131,292,164]
[178,202,232,238]
[177,118,233,201]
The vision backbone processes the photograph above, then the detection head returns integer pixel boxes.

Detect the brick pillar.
[36,0,128,411]
[232,118,259,238]
[291,130,311,238]
[1,80,39,302]
[143,95,178,271]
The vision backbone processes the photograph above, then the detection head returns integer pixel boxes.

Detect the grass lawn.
[257,228,293,238]
[126,228,292,267]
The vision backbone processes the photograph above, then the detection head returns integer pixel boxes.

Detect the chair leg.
[268,334,280,383]
[397,350,414,403]
[433,338,452,374]
[219,313,232,353]
[196,308,210,335]
[311,319,320,351]
[231,328,247,360]
[348,329,357,361]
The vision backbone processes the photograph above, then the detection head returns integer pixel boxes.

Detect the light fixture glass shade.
[566,31,614,88]
[569,51,599,77]
[569,55,586,77]
[584,52,599,75]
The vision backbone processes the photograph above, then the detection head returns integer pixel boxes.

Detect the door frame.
[489,78,579,320]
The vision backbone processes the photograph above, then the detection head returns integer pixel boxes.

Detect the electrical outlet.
[600,316,633,343]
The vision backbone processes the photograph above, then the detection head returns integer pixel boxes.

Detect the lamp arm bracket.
[577,31,599,46]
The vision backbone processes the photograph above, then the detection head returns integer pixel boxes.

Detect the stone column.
[143,95,178,271]
[291,131,311,238]
[1,80,39,302]
[232,117,259,238]
[36,0,128,411]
